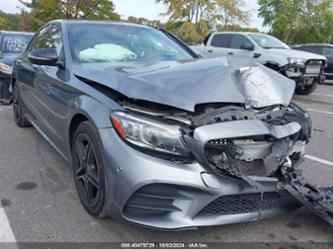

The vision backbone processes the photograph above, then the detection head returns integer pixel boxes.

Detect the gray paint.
[12,20,306,230]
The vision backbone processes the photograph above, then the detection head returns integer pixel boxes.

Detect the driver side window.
[230,35,252,49]
[26,24,63,56]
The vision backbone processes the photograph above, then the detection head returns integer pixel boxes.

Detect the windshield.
[1,34,32,53]
[68,23,194,70]
[249,33,289,49]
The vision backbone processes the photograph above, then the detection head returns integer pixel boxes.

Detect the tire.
[295,81,318,95]
[71,121,108,218]
[12,83,31,127]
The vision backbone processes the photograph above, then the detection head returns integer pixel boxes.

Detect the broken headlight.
[111,111,191,158]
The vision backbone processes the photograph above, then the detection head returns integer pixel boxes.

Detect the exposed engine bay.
[121,100,309,173]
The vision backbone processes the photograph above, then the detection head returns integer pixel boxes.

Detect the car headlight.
[287,58,305,64]
[111,111,191,158]
[0,62,13,74]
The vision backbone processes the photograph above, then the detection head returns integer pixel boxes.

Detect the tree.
[0,11,6,29]
[174,21,203,44]
[19,0,120,31]
[258,0,333,44]
[126,16,162,28]
[156,0,250,27]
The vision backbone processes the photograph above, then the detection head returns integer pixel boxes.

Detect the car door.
[323,47,333,80]
[18,24,73,156]
[228,34,255,59]
[15,27,52,115]
[204,33,232,58]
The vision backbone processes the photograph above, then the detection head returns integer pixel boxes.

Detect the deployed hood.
[0,53,20,66]
[73,57,295,112]
[268,48,326,61]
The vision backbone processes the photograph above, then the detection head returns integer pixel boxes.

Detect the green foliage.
[18,0,120,31]
[0,11,7,29]
[174,22,203,44]
[258,0,333,44]
[156,0,249,26]
[216,24,259,32]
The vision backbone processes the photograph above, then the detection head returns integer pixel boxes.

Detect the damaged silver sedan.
[12,20,331,230]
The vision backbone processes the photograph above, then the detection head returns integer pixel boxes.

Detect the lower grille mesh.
[123,184,182,217]
[198,190,295,216]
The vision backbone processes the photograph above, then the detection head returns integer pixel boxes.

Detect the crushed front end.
[103,64,332,229]
[105,101,310,230]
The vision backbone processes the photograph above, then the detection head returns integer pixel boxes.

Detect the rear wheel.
[12,83,30,127]
[72,121,107,218]
[295,81,318,95]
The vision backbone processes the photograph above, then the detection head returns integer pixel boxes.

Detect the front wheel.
[295,81,318,95]
[72,121,107,218]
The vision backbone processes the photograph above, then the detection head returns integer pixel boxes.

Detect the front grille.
[205,138,272,177]
[198,190,295,216]
[123,184,184,217]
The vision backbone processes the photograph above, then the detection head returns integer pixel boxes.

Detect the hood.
[0,53,20,66]
[72,57,295,112]
[268,48,326,61]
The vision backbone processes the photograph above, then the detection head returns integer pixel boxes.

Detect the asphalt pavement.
[0,84,332,244]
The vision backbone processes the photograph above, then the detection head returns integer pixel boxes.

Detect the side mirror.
[28,48,59,66]
[240,42,254,51]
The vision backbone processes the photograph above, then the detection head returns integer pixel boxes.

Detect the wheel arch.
[69,113,89,151]
[263,61,282,72]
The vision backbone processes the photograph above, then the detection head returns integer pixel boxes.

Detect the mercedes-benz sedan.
[12,20,311,230]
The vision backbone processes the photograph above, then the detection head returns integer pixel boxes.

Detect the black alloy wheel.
[72,121,107,217]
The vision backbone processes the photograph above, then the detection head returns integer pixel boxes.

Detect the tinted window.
[27,24,62,56]
[1,34,32,53]
[230,35,252,49]
[211,34,233,48]
[323,47,333,58]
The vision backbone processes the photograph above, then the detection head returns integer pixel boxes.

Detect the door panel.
[323,47,333,79]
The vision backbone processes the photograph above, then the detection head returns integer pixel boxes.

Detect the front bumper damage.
[103,63,332,229]
[282,60,326,88]
[103,99,333,229]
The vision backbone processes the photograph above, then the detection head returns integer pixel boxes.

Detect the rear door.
[204,33,232,57]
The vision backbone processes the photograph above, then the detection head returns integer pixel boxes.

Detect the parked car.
[291,44,333,82]
[13,20,312,230]
[0,31,33,104]
[191,32,327,95]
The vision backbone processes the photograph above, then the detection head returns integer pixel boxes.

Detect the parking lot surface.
[0,84,332,243]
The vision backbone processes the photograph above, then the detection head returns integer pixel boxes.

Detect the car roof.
[212,31,266,35]
[49,19,153,30]
[0,30,34,36]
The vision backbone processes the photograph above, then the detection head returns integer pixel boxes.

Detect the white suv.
[192,32,327,94]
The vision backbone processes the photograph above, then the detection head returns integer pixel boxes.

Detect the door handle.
[207,50,213,53]
[227,52,234,55]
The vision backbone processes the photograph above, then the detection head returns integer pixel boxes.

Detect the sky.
[0,0,268,32]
